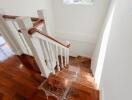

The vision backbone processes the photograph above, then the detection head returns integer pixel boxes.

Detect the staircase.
[0,10,70,78]
[0,10,99,100]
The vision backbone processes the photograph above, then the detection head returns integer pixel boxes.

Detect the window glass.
[64,0,94,5]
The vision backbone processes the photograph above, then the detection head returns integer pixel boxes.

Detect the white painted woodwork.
[55,45,60,71]
[10,21,33,55]
[0,10,33,56]
[16,16,70,77]
[33,32,70,74]
[37,10,47,35]
[16,17,50,77]
[0,12,23,55]
[60,47,64,69]
[64,48,67,66]
[0,10,70,78]
[37,9,51,35]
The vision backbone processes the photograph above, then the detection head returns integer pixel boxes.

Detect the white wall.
[0,0,54,34]
[91,0,115,83]
[99,0,132,99]
[52,0,110,57]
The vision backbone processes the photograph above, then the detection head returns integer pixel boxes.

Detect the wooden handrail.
[2,14,39,21]
[35,29,70,48]
[19,27,70,48]
[18,19,44,33]
[2,14,44,32]
[33,19,44,27]
[2,14,69,48]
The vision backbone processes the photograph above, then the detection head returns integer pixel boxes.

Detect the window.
[64,0,94,5]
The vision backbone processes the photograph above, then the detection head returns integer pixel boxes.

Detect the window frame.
[64,0,94,5]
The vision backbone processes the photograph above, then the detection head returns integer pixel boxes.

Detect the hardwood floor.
[0,55,47,100]
[0,36,47,99]
[0,41,99,100]
[43,56,99,100]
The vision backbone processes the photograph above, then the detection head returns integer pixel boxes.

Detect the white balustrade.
[0,9,70,78]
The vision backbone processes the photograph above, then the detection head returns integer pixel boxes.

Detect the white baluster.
[43,40,55,73]
[39,39,46,61]
[66,48,69,65]
[49,42,56,74]
[0,13,23,55]
[55,45,60,71]
[64,48,67,67]
[12,21,30,55]
[65,41,70,65]
[60,47,64,69]
[45,41,55,74]
[45,41,52,68]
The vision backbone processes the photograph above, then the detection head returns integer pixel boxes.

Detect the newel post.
[16,17,49,77]
[37,9,51,35]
